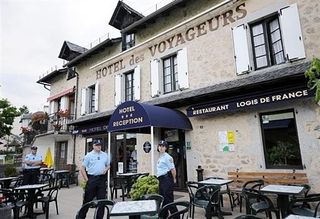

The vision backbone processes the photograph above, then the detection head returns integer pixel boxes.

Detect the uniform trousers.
[22,168,40,185]
[158,174,178,218]
[79,175,106,219]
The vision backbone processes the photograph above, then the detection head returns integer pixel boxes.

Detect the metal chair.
[238,179,264,212]
[186,182,222,219]
[111,176,127,201]
[75,200,98,219]
[140,194,164,219]
[0,188,28,219]
[288,193,320,217]
[159,201,190,219]
[36,186,60,219]
[93,199,114,219]
[205,176,234,211]
[243,189,280,219]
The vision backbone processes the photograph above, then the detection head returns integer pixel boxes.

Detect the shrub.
[129,175,159,200]
[4,165,17,177]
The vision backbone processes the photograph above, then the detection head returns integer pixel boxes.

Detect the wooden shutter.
[134,65,141,101]
[80,88,87,115]
[94,82,99,112]
[280,3,305,61]
[114,74,122,106]
[232,24,251,75]
[177,47,189,89]
[150,59,160,97]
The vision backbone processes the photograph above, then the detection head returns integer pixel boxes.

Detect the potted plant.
[129,175,159,200]
[58,109,70,118]
[305,57,320,102]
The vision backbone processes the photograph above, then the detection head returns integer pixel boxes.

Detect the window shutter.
[232,24,251,75]
[134,65,141,101]
[280,3,305,61]
[94,81,99,112]
[114,74,122,106]
[49,101,55,115]
[177,47,189,89]
[150,59,160,97]
[60,96,69,111]
[80,88,87,115]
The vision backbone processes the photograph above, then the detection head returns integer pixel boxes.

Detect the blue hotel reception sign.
[187,86,313,117]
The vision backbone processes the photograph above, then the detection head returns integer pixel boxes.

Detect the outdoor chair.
[39,173,55,187]
[243,189,280,219]
[111,176,127,201]
[36,186,59,219]
[75,199,114,219]
[0,188,28,219]
[140,194,164,219]
[205,176,234,211]
[237,179,264,212]
[186,181,222,219]
[287,193,320,217]
[10,175,23,188]
[93,199,114,219]
[159,201,190,219]
[69,170,79,186]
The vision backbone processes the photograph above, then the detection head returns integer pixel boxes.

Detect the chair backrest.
[186,181,199,201]
[113,176,127,189]
[159,201,190,219]
[288,193,320,217]
[243,189,276,214]
[94,199,114,219]
[141,194,164,212]
[243,180,264,190]
[39,173,54,187]
[48,186,59,201]
[75,200,98,219]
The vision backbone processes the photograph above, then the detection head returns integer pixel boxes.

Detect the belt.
[88,174,105,178]
[157,173,170,180]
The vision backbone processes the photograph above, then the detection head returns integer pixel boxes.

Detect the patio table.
[198,178,234,186]
[0,176,18,188]
[110,199,157,219]
[285,214,318,219]
[261,184,305,218]
[54,170,70,188]
[14,183,48,218]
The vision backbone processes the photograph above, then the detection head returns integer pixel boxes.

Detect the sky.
[0,0,166,112]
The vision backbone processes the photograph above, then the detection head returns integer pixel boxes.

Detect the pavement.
[30,185,253,219]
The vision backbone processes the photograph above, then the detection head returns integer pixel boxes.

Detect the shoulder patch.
[169,157,173,163]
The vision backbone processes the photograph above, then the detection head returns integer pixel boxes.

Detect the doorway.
[55,141,68,170]
[162,129,187,190]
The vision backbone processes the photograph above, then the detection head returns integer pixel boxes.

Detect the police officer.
[23,145,42,185]
[79,139,111,219]
[157,140,178,218]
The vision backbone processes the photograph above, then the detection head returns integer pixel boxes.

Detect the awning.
[107,101,192,132]
[47,87,75,101]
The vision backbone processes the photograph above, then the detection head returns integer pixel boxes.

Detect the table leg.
[277,194,289,218]
[26,189,37,219]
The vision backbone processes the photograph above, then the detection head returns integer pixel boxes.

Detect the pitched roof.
[109,1,144,30]
[58,41,88,61]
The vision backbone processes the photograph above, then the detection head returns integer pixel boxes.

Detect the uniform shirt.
[24,153,42,169]
[82,151,110,176]
[157,152,175,177]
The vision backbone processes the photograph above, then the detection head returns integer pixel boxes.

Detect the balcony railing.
[48,112,75,132]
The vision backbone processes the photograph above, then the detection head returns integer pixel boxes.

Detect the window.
[260,109,302,169]
[251,16,285,69]
[123,33,135,51]
[150,48,189,97]
[114,66,140,106]
[163,55,178,94]
[125,71,134,101]
[88,85,96,113]
[232,3,305,75]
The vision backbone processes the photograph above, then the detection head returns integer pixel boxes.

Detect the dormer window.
[123,33,135,51]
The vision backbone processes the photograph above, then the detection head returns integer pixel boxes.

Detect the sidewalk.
[34,185,245,219]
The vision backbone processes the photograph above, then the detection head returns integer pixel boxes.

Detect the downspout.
[70,68,79,166]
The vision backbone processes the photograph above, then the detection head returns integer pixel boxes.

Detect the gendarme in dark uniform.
[79,139,111,219]
[157,140,178,218]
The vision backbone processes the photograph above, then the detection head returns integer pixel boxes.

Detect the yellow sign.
[227,131,235,144]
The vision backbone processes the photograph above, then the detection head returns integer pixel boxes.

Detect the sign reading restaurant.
[187,87,313,117]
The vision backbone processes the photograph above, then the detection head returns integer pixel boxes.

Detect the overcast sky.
[0,0,165,112]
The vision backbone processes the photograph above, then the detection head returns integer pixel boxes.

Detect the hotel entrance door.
[162,129,187,190]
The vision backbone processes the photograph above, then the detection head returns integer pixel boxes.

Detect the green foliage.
[305,58,320,102]
[129,175,159,200]
[0,98,22,138]
[4,164,17,177]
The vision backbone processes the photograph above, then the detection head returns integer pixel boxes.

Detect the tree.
[0,99,22,138]
[305,58,320,102]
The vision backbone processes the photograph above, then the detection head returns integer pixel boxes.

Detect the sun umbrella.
[44,147,54,168]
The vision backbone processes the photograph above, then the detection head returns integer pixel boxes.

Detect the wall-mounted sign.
[218,131,235,152]
[143,141,151,153]
[187,86,313,117]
